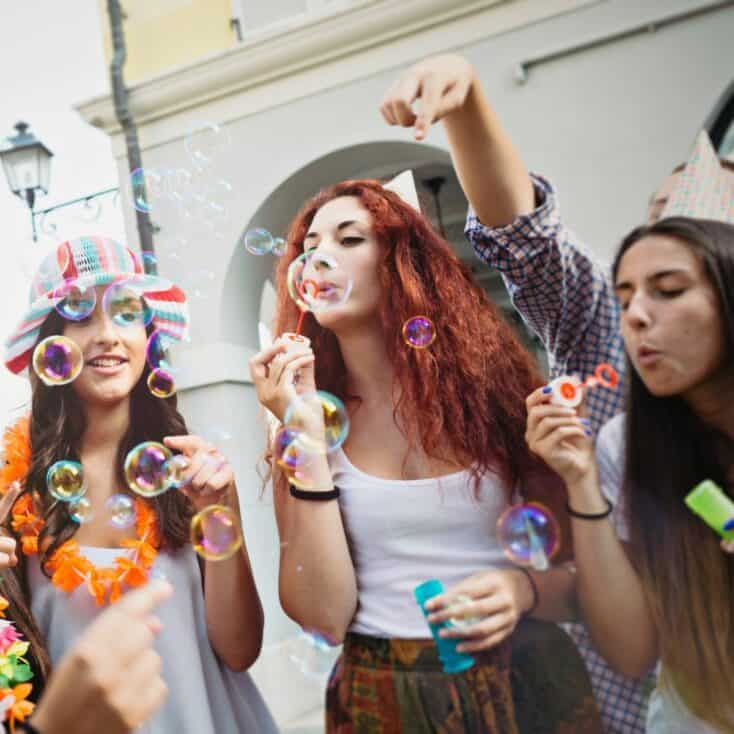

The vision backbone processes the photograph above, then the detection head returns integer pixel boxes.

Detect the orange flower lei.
[1,417,160,606]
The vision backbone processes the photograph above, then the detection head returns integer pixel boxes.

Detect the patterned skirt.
[326,619,602,733]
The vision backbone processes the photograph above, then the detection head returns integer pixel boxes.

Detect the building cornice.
[77,0,597,139]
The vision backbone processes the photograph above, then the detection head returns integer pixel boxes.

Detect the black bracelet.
[289,485,340,501]
[566,498,613,520]
[516,567,539,617]
[19,724,41,734]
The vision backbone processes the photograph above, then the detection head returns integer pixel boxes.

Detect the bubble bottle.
[685,479,734,540]
[414,579,475,674]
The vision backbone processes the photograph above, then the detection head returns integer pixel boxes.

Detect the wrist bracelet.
[516,566,540,617]
[289,485,340,501]
[19,724,41,734]
[566,498,613,520]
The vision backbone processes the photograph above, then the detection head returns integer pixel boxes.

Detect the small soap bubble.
[103,282,153,328]
[146,330,175,373]
[32,336,84,386]
[288,630,338,679]
[284,391,349,454]
[286,251,353,313]
[46,460,86,502]
[165,454,189,489]
[69,497,94,524]
[272,237,287,257]
[242,228,273,256]
[147,368,176,398]
[124,441,175,498]
[497,502,560,570]
[53,281,97,321]
[184,123,231,169]
[105,493,136,529]
[402,316,436,349]
[190,504,243,561]
[130,168,165,214]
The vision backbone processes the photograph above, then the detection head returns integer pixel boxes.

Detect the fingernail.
[724,519,734,531]
[584,429,593,437]
[580,418,590,426]
[542,386,552,394]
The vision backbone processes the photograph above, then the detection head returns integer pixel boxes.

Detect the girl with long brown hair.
[526,217,734,733]
[2,236,276,734]
[250,177,602,732]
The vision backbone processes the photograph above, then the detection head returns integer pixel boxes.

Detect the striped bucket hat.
[5,235,189,374]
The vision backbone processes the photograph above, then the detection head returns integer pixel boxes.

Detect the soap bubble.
[288,630,338,679]
[130,168,166,214]
[46,460,86,502]
[272,237,287,257]
[102,282,153,328]
[184,123,232,169]
[124,441,175,498]
[402,316,436,349]
[32,336,83,386]
[284,390,349,453]
[242,228,273,256]
[105,493,136,529]
[272,426,320,489]
[146,330,175,372]
[53,281,97,321]
[190,504,242,561]
[147,368,176,398]
[166,454,189,489]
[497,502,560,570]
[286,251,353,313]
[68,497,94,524]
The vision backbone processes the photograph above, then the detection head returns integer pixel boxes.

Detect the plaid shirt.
[465,174,654,734]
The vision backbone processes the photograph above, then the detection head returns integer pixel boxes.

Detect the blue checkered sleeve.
[465,174,626,434]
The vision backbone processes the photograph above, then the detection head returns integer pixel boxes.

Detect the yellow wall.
[99,0,236,84]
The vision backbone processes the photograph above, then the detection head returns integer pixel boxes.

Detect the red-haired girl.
[250,179,602,732]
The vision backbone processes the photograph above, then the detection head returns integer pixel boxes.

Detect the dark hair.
[612,216,734,731]
[22,310,193,573]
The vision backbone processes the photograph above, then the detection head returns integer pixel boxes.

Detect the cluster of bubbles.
[241,228,287,257]
[45,440,242,562]
[129,122,234,253]
[275,391,350,490]
[496,502,560,571]
[30,292,182,402]
[46,460,134,528]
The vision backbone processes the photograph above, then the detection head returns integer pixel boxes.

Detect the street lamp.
[0,121,53,241]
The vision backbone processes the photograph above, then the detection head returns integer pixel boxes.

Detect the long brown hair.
[613,217,734,732]
[22,310,194,572]
[271,179,569,544]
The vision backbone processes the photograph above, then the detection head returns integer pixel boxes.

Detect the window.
[233,0,358,38]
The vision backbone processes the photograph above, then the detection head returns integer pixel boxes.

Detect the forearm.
[567,473,658,677]
[443,74,534,227]
[278,492,358,642]
[524,565,578,622]
[204,487,264,671]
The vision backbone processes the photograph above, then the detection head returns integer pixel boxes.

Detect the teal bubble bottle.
[414,579,475,674]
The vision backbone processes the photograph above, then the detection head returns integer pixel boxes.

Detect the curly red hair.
[272,178,559,507]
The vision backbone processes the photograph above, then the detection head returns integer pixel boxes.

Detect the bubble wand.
[548,363,619,408]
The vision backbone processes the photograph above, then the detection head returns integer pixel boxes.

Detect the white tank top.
[29,545,277,734]
[331,448,514,639]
